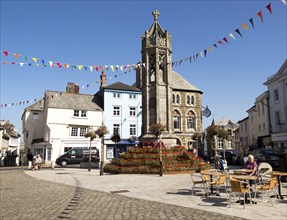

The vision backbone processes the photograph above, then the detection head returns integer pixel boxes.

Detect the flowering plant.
[95,125,109,137]
[149,123,166,136]
[84,130,97,141]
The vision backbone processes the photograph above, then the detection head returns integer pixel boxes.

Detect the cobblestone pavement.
[0,168,246,220]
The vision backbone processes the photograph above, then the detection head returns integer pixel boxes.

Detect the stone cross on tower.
[152,10,160,21]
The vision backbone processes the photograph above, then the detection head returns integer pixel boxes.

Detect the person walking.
[27,151,33,170]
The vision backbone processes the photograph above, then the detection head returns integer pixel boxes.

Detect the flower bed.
[104,145,210,174]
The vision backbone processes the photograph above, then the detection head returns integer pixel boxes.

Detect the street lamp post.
[159,134,163,177]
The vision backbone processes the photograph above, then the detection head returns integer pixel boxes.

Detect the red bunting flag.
[223,37,229,44]
[266,3,272,14]
[218,40,223,45]
[3,51,8,56]
[56,62,62,68]
[257,11,263,23]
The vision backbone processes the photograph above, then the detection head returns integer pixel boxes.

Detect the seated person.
[245,155,258,186]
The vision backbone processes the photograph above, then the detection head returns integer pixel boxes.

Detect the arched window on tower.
[191,96,195,105]
[187,110,196,130]
[173,110,181,130]
[172,94,175,104]
[176,94,180,104]
[187,95,191,105]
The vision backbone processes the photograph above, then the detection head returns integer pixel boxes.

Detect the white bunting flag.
[200,51,204,58]
[90,66,93,72]
[49,61,53,67]
[20,63,24,67]
[229,33,236,40]
[282,0,286,6]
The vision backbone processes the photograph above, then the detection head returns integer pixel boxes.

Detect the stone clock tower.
[136,10,177,146]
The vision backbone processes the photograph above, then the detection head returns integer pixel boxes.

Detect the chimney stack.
[66,82,79,94]
[100,69,106,89]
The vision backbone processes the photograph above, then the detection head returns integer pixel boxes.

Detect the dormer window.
[74,110,87,118]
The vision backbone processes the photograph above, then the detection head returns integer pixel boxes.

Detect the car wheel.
[61,160,68,167]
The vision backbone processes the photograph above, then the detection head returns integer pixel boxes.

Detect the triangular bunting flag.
[105,65,109,71]
[3,61,7,64]
[204,50,207,57]
[24,56,28,61]
[242,23,248,30]
[56,62,61,68]
[110,65,114,72]
[223,37,229,44]
[249,18,255,29]
[120,66,123,71]
[90,66,93,72]
[32,57,37,62]
[200,51,203,58]
[189,57,192,63]
[229,33,236,40]
[179,60,183,65]
[41,60,45,65]
[3,51,8,56]
[20,63,24,67]
[213,44,217,48]
[78,65,83,70]
[235,28,243,37]
[257,11,263,23]
[28,63,32,66]
[196,53,199,59]
[218,40,223,45]
[266,3,272,14]
[13,53,19,59]
[282,0,286,6]
[49,61,53,67]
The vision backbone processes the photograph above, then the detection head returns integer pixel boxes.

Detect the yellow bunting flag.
[208,47,212,52]
[78,65,83,70]
[242,23,248,30]
[32,57,37,62]
[13,53,19,59]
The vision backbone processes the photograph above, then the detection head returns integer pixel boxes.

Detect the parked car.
[220,150,242,165]
[250,149,279,168]
[56,147,99,167]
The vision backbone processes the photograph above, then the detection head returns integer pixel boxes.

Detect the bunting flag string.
[0,68,135,108]
[0,58,145,73]
[1,49,145,73]
[171,2,278,67]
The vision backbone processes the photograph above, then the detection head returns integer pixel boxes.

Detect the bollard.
[100,161,104,176]
[51,161,55,169]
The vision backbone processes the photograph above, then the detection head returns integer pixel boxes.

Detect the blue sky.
[1,0,286,135]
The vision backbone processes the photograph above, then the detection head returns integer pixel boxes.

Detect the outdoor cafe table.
[231,175,257,205]
[200,170,223,195]
[268,171,287,199]
[233,169,253,175]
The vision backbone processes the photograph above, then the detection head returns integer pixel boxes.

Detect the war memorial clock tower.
[136,10,177,146]
[136,10,203,147]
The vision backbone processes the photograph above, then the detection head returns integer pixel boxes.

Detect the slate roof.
[25,99,44,111]
[104,82,141,92]
[171,71,202,93]
[44,90,102,111]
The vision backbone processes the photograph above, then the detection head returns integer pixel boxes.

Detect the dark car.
[220,150,242,165]
[257,149,279,168]
[56,147,99,167]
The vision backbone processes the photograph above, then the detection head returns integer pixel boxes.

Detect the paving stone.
[1,168,246,219]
